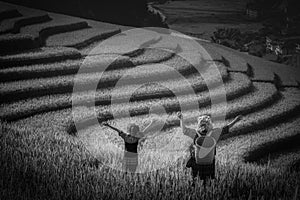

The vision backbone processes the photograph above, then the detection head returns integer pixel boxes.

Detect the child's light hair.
[127,123,140,135]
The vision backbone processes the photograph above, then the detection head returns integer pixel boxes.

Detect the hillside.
[0,1,299,199]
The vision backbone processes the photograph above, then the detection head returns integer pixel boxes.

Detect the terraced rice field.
[0,1,299,200]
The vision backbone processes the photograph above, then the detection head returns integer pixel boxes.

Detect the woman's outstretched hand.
[235,115,243,122]
[177,112,183,120]
[139,137,146,146]
[228,115,243,128]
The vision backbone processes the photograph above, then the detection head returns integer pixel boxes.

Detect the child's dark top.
[118,131,140,153]
[103,123,141,153]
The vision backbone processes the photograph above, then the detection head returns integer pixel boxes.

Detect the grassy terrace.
[74,81,276,134]
[199,41,248,72]
[45,27,121,49]
[204,42,300,86]
[0,60,228,103]
[247,134,300,170]
[2,79,274,138]
[0,14,51,34]
[0,13,89,53]
[0,47,81,68]
[0,56,132,81]
[0,48,175,80]
[4,14,88,40]
[0,72,247,121]
[218,117,300,169]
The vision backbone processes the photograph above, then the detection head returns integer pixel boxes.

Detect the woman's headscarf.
[197,115,213,136]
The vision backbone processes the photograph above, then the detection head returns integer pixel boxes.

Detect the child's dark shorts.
[124,151,138,172]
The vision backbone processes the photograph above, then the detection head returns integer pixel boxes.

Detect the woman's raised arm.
[227,115,242,128]
[177,112,196,139]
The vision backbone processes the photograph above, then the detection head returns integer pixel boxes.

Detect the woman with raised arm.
[177,112,242,185]
[102,119,158,172]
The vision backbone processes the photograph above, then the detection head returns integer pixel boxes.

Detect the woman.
[177,112,242,185]
[102,119,158,172]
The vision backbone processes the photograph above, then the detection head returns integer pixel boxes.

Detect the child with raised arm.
[177,112,242,185]
[102,119,158,172]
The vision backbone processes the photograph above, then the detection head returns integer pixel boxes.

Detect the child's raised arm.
[102,122,126,137]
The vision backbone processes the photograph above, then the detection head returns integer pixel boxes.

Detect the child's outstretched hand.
[177,112,183,120]
[101,122,108,127]
[235,115,243,122]
[139,137,147,148]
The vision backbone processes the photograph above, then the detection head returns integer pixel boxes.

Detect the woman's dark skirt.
[187,157,215,180]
